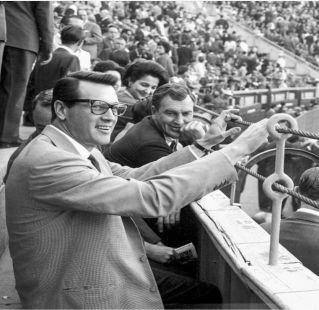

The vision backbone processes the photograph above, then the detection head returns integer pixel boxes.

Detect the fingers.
[181,121,206,140]
[220,109,242,123]
[157,217,164,233]
[157,211,181,232]
[164,214,170,230]
[175,211,181,225]
[222,127,242,139]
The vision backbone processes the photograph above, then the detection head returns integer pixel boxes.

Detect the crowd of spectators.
[229,1,319,68]
[48,1,316,114]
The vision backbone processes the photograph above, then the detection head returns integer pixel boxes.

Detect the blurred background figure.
[0,2,53,148]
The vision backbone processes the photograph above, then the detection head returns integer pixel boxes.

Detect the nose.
[101,108,117,121]
[174,113,184,125]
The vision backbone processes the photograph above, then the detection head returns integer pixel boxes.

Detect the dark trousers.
[0,41,4,82]
[0,46,36,142]
[152,264,222,309]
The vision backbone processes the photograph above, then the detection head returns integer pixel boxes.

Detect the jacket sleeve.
[84,24,103,45]
[28,147,237,218]
[33,2,54,56]
[133,217,162,244]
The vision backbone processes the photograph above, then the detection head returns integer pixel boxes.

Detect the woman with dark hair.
[111,58,169,141]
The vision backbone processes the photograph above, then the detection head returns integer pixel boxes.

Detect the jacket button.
[150,285,157,293]
[140,255,146,262]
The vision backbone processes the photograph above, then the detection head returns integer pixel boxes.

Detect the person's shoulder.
[120,117,165,144]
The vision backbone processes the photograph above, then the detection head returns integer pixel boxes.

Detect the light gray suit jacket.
[5,125,237,309]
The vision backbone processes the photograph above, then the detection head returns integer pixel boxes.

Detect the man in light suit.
[262,167,319,275]
[0,1,53,147]
[5,71,269,309]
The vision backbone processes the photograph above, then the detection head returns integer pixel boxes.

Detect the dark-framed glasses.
[63,99,127,116]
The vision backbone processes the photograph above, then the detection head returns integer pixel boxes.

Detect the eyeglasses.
[63,99,127,116]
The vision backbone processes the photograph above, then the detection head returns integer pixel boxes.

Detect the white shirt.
[74,49,91,71]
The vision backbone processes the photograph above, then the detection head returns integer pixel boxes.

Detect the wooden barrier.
[191,190,319,309]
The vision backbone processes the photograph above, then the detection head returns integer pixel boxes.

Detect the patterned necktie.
[169,140,177,152]
[88,154,101,172]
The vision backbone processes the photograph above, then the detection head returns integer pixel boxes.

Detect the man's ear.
[294,186,300,193]
[54,100,67,120]
[151,105,156,115]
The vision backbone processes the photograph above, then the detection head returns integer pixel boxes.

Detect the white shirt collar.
[296,207,319,217]
[57,44,75,55]
[49,125,92,159]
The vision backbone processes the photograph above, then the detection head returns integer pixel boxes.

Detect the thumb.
[222,127,242,139]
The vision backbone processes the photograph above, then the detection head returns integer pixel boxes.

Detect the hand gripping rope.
[195,105,319,265]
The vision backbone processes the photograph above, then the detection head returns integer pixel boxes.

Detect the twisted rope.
[235,163,319,209]
[195,105,319,139]
[276,127,319,140]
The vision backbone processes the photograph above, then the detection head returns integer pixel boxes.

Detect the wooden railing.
[231,86,319,122]
[191,191,319,309]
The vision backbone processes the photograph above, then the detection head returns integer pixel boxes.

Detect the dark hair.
[61,25,84,45]
[109,50,130,67]
[60,15,82,26]
[123,59,169,87]
[93,60,125,78]
[298,167,319,201]
[52,71,118,120]
[32,89,53,110]
[177,65,188,75]
[158,40,171,53]
[64,8,75,17]
[151,83,196,111]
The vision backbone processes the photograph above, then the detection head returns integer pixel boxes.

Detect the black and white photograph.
[1,2,319,309]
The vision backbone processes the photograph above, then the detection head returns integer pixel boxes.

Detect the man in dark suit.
[0,2,5,80]
[104,83,240,250]
[5,71,269,308]
[105,83,215,168]
[262,167,319,275]
[0,1,53,148]
[24,25,82,113]
[78,8,103,59]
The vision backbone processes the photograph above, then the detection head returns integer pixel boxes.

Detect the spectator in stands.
[276,51,286,68]
[129,40,153,62]
[97,9,112,34]
[105,82,241,249]
[78,8,103,59]
[111,59,169,141]
[23,25,82,124]
[93,60,124,92]
[262,167,319,275]
[108,37,130,67]
[0,3,5,78]
[4,89,53,183]
[156,40,175,77]
[177,40,193,67]
[215,14,229,30]
[59,15,91,71]
[0,2,53,148]
[99,25,119,59]
[5,70,270,309]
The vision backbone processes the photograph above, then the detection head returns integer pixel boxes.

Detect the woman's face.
[128,75,160,100]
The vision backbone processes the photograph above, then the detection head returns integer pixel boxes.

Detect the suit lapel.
[41,125,83,156]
